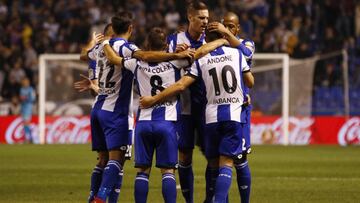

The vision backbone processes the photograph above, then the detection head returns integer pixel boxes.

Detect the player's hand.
[95,34,106,44]
[74,74,98,92]
[243,94,251,106]
[175,43,189,53]
[139,96,156,109]
[207,22,229,35]
[176,49,195,60]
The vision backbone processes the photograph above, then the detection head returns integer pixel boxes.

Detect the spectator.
[8,95,21,115]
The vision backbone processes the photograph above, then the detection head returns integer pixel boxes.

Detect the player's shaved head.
[223,12,239,25]
[146,27,167,51]
[222,12,240,36]
[111,11,133,35]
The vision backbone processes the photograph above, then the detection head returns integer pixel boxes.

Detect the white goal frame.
[252,53,290,145]
[38,54,81,144]
[39,53,290,145]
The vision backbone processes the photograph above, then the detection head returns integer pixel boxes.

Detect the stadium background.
[0,0,360,202]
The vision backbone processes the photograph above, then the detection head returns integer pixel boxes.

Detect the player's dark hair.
[103,23,112,35]
[205,27,223,42]
[146,27,167,51]
[187,1,208,15]
[111,11,133,35]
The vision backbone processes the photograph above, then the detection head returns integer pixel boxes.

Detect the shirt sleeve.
[88,60,97,80]
[241,53,250,72]
[87,45,97,60]
[121,43,140,58]
[167,33,177,53]
[185,60,200,78]
[122,58,138,73]
[169,59,191,69]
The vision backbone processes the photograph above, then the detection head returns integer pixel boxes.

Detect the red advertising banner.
[0,116,359,146]
[0,116,91,144]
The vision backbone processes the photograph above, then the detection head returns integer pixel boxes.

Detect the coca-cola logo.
[338,117,360,146]
[5,116,91,144]
[5,117,38,144]
[46,117,90,144]
[251,117,314,145]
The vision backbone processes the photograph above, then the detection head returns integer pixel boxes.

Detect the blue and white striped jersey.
[88,38,139,129]
[235,38,255,100]
[187,46,250,124]
[123,58,190,121]
[167,31,206,115]
[88,60,97,80]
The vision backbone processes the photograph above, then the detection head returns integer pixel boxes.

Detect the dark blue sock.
[88,166,103,203]
[134,172,149,203]
[108,168,124,203]
[162,173,177,203]
[204,166,218,203]
[96,160,122,201]
[214,166,233,203]
[236,161,251,203]
[178,163,194,203]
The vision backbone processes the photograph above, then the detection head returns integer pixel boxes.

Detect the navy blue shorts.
[204,121,244,160]
[135,121,178,169]
[241,106,252,154]
[176,113,205,151]
[90,108,130,151]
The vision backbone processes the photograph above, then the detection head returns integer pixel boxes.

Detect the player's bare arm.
[194,38,228,59]
[243,71,254,88]
[102,41,195,66]
[207,22,242,47]
[80,32,104,61]
[133,49,195,62]
[139,75,196,109]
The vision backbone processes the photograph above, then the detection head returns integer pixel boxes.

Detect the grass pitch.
[0,145,359,203]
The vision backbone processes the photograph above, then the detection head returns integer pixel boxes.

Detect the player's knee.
[108,148,126,162]
[179,150,193,166]
[138,167,151,175]
[219,155,234,167]
[160,168,175,175]
[97,151,109,168]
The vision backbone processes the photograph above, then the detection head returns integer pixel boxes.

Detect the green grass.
[0,145,359,203]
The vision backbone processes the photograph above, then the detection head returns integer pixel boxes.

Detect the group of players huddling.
[75,1,255,203]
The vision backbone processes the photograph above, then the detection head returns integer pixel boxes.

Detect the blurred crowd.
[0,0,359,115]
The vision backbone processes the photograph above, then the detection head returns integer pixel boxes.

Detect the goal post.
[39,54,83,144]
[252,53,290,145]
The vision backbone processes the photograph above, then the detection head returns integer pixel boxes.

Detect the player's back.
[191,46,250,124]
[91,38,137,115]
[123,58,189,121]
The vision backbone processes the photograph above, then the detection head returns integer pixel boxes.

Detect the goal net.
[251,51,349,145]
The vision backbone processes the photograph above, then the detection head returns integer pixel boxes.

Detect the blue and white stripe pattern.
[187,46,250,124]
[167,31,206,115]
[123,58,189,121]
